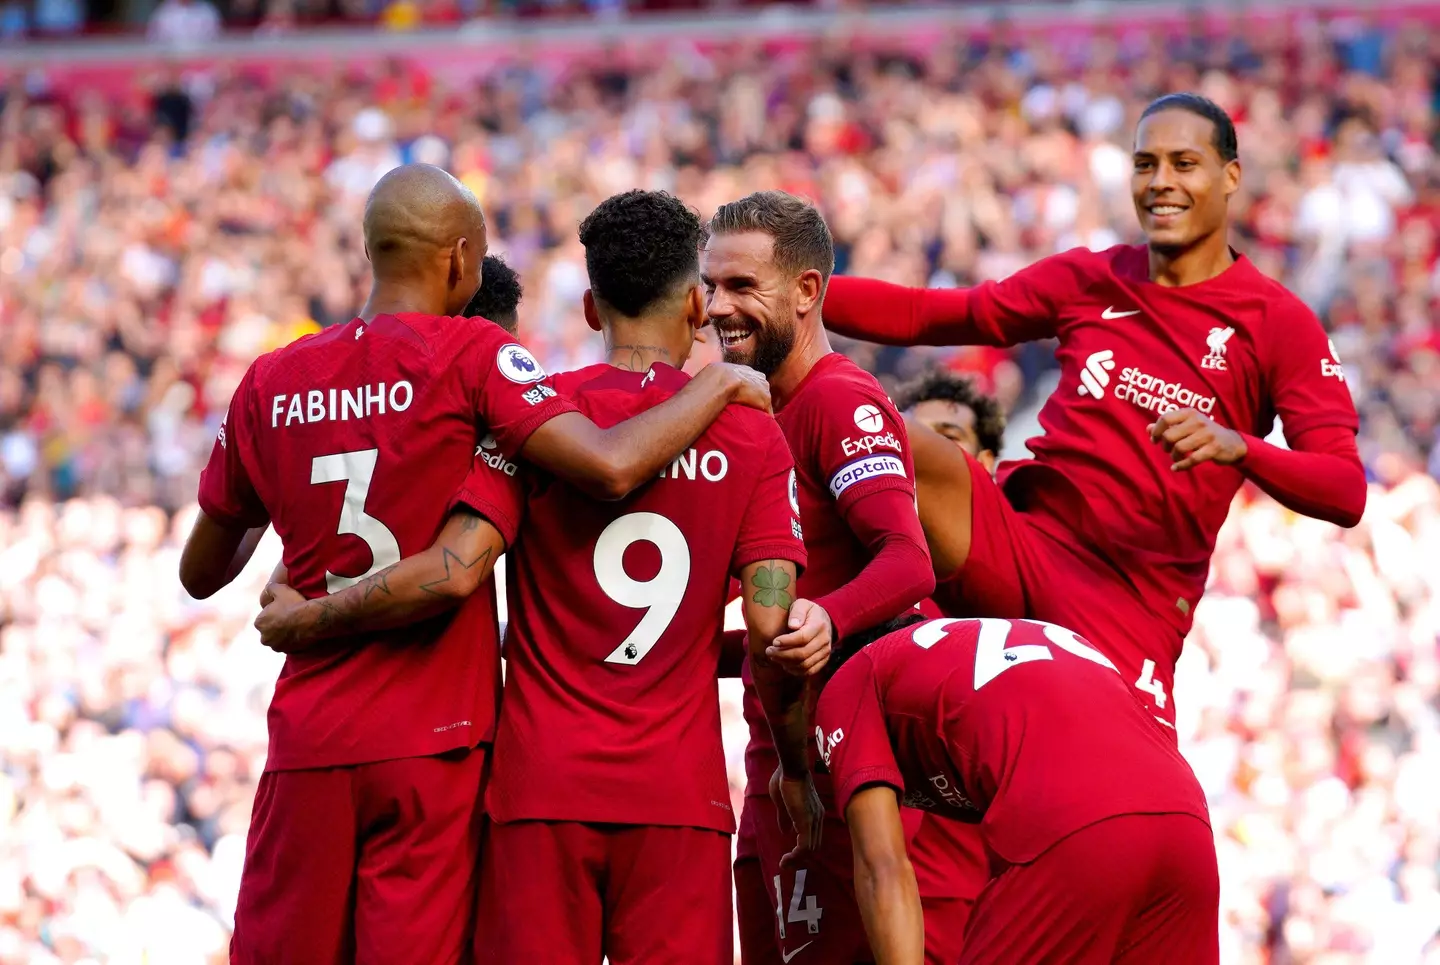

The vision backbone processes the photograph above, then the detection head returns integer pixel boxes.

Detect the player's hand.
[766,607,831,677]
[254,584,308,653]
[259,563,290,607]
[702,361,772,413]
[770,767,824,865]
[771,600,833,674]
[1148,408,1248,471]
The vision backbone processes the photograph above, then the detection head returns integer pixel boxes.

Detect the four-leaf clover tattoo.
[751,564,793,609]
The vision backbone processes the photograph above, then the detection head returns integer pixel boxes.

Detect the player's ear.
[794,268,824,317]
[1223,158,1241,200]
[684,284,705,333]
[582,289,603,333]
[448,236,466,292]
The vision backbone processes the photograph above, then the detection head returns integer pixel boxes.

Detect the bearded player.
[703,191,936,965]
[178,165,770,965]
[815,615,1217,964]
[821,93,1365,739]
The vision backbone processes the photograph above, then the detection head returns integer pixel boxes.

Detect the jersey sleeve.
[806,383,915,516]
[1261,300,1361,439]
[731,420,808,575]
[465,325,579,454]
[816,653,902,817]
[449,446,526,548]
[823,250,1090,347]
[196,363,270,529]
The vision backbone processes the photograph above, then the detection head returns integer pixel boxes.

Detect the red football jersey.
[482,363,806,833]
[815,618,1210,866]
[969,246,1358,636]
[196,313,575,771]
[740,351,921,800]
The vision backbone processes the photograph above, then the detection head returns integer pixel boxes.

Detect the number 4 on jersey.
[1134,658,1168,709]
[774,871,823,939]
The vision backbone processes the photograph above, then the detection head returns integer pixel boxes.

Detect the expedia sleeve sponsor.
[828,454,907,498]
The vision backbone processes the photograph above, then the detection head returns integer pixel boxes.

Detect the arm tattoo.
[751,562,794,609]
[419,545,495,597]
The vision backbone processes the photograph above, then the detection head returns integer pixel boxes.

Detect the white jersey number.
[1134,659,1169,709]
[311,449,402,593]
[774,870,823,939]
[911,618,1116,690]
[595,512,691,665]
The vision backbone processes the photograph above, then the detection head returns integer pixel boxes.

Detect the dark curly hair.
[463,254,523,334]
[826,613,928,681]
[892,370,1006,456]
[1139,93,1238,164]
[578,190,705,318]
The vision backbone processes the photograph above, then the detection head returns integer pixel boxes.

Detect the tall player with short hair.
[703,191,936,965]
[179,165,771,965]
[815,616,1218,964]
[821,94,1365,737]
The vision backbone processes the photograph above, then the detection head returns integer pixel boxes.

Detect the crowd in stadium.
[0,6,1438,963]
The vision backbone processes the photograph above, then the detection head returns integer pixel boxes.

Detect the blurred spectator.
[147,0,221,46]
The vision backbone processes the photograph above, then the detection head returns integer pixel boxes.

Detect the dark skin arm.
[179,513,268,599]
[520,363,771,501]
[743,559,824,863]
[847,785,924,965]
[253,508,505,653]
[903,415,975,581]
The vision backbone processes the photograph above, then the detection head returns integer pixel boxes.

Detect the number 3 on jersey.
[595,512,691,665]
[311,449,401,593]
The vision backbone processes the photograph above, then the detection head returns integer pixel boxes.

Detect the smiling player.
[703,191,935,965]
[819,94,1365,738]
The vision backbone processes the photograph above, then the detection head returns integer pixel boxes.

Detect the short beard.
[749,318,796,377]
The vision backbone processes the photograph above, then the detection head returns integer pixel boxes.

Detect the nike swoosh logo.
[782,943,814,963]
[1102,307,1141,319]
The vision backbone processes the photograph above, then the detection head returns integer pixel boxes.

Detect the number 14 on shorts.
[774,871,823,938]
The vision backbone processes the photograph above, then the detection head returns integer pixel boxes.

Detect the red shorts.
[960,813,1219,965]
[477,820,731,965]
[231,747,487,965]
[739,790,924,965]
[909,814,987,965]
[940,454,1185,731]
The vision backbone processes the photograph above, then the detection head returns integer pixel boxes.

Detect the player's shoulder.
[1232,257,1321,322]
[1018,244,1128,289]
[553,363,615,397]
[794,353,897,413]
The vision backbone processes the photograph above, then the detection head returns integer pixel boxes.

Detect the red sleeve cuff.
[196,488,270,531]
[731,542,808,578]
[493,394,579,455]
[449,487,521,548]
[836,767,905,817]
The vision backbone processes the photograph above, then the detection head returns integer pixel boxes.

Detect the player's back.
[836,618,1209,866]
[222,313,510,770]
[488,363,798,833]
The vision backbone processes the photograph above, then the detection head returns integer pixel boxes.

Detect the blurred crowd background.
[1,3,1438,963]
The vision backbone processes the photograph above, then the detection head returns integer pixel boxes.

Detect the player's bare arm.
[846,785,924,965]
[254,508,506,653]
[902,414,976,579]
[519,361,770,501]
[179,514,268,600]
[743,559,824,860]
